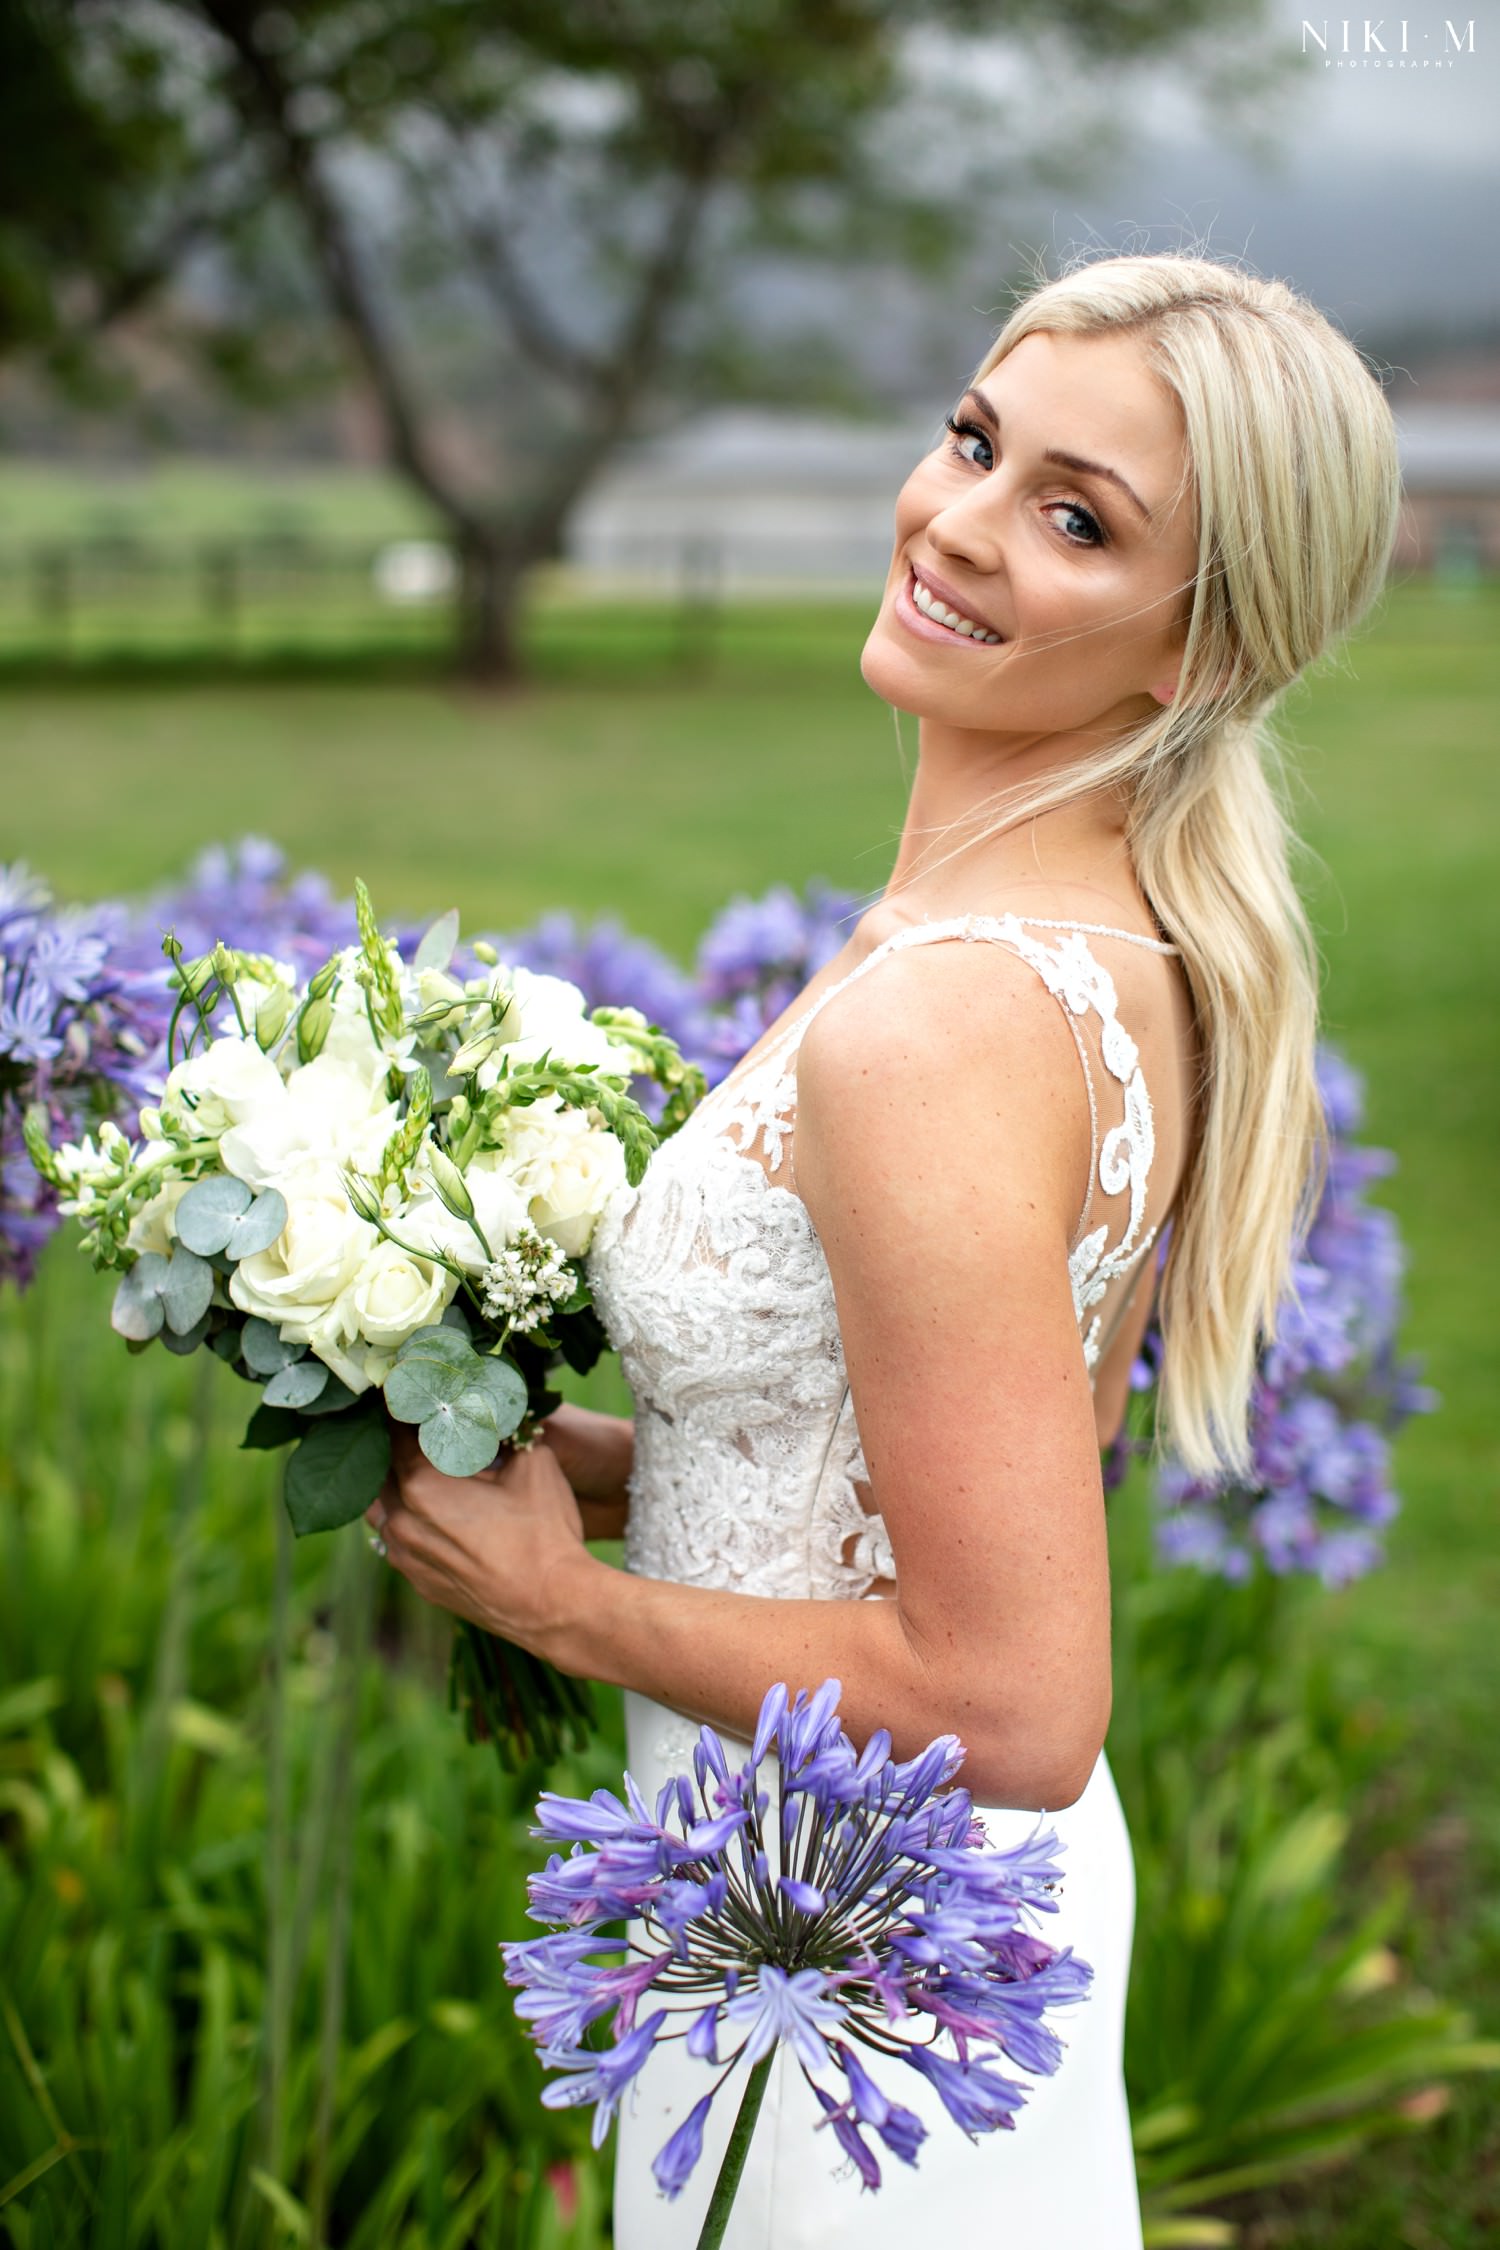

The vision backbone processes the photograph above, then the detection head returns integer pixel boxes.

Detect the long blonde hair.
[960,254,1401,1478]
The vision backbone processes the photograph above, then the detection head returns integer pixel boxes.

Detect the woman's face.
[861,327,1199,744]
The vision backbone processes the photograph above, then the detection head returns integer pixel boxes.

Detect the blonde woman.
[368,254,1401,2246]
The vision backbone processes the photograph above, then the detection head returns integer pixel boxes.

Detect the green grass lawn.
[4,575,1498,2243]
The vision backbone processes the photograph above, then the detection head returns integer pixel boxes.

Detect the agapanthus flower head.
[503,1678,1091,2205]
[1143,1042,1433,1584]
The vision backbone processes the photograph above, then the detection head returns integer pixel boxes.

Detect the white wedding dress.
[587,912,1177,2250]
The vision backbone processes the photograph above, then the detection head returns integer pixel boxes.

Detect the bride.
[368,253,1400,2246]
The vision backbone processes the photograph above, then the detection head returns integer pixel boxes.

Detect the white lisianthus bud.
[404,1148,528,1272]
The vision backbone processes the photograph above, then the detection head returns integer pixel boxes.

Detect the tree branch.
[193,0,486,545]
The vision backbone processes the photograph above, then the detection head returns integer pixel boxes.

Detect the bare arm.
[376,944,1112,1810]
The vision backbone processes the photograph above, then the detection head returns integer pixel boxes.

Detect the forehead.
[976,329,1187,499]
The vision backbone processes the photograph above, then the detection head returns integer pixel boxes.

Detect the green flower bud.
[426,1145,475,1221]
[297,993,334,1063]
[343,1172,383,1225]
[255,985,292,1050]
[471,940,499,966]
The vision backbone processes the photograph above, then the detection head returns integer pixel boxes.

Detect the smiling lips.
[900,566,1005,646]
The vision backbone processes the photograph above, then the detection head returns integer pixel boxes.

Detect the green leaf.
[160,1313,212,1355]
[111,1253,169,1341]
[298,1371,361,1418]
[242,1403,304,1451]
[414,908,461,972]
[241,1316,301,1376]
[472,1354,527,1438]
[416,1386,509,1477]
[263,1358,330,1409]
[284,1408,391,1536]
[384,1325,479,1423]
[161,1247,215,1334]
[224,1187,288,1260]
[174,1174,254,1254]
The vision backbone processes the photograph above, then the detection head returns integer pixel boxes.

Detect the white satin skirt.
[612,1690,1143,2250]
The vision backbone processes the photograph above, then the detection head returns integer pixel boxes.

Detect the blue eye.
[944,407,1110,546]
[943,413,993,470]
[1047,501,1105,548]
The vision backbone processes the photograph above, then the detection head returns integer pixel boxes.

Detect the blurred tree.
[0,0,1276,675]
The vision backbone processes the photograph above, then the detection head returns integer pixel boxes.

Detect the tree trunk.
[454,531,525,684]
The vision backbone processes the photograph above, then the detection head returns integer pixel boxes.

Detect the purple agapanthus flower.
[1142,1044,1433,1583]
[503,1678,1091,2205]
[691,881,863,1083]
[3,841,360,1288]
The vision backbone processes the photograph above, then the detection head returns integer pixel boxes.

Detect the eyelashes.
[940,414,1107,548]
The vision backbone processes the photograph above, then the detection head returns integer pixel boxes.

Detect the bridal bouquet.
[25,880,703,1766]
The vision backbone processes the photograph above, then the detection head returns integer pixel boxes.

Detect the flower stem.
[695,2054,773,2250]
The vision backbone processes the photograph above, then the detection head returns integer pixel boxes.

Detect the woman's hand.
[368,1424,600,1662]
[535,1402,634,1540]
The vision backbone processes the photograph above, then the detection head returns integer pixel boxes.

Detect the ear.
[1149,677,1179,707]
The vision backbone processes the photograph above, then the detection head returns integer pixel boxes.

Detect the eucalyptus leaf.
[416,1387,508,1478]
[384,1325,480,1424]
[160,1313,213,1355]
[242,1403,304,1451]
[224,1187,288,1260]
[263,1358,330,1409]
[241,1316,302,1377]
[284,1409,392,1536]
[161,1247,215,1335]
[299,1372,361,1418]
[439,1298,473,1338]
[210,1325,245,1364]
[174,1174,254,1255]
[111,1254,170,1341]
[471,1354,527,1440]
[384,1350,471,1424]
[414,908,461,973]
[394,1323,475,1369]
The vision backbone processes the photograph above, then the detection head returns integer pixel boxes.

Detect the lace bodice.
[587,913,1178,1608]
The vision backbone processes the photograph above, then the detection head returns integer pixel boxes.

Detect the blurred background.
[2,2,1497,2246]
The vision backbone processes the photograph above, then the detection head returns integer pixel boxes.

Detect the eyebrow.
[960,388,1153,524]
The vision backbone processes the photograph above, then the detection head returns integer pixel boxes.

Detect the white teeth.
[911,576,1000,643]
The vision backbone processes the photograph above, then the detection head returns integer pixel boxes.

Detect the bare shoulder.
[792,934,1093,1243]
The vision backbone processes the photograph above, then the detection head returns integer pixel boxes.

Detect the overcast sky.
[1006,0,1500,337]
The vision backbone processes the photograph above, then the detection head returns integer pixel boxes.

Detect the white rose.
[160,1035,286,1142]
[316,1236,457,1354]
[521,1125,627,1257]
[218,1054,397,1192]
[306,1334,395,1399]
[228,1171,373,1338]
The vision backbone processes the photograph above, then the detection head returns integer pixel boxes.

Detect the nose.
[925,474,1007,579]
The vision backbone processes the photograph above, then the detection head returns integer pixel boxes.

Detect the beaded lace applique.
[587,915,1173,1606]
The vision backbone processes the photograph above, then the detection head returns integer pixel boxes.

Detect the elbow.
[957,1683,1112,1815]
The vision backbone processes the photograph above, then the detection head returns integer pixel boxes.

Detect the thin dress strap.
[710,913,1167,1371]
